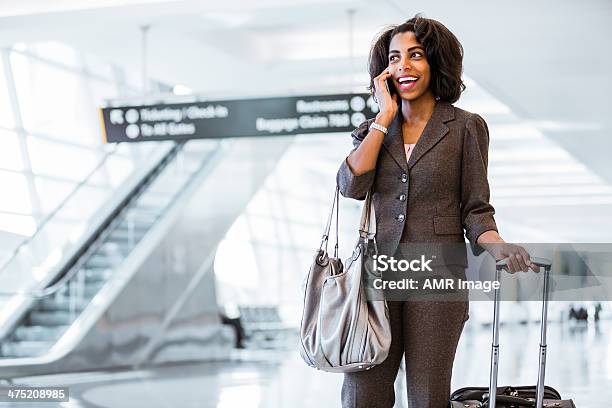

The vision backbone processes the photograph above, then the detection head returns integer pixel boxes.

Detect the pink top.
[404,143,416,162]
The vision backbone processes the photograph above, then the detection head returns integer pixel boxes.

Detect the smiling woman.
[334,14,537,408]
[367,16,465,106]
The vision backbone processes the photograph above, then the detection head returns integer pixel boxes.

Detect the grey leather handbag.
[299,186,391,373]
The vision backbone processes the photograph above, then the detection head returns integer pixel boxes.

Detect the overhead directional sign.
[99,93,380,143]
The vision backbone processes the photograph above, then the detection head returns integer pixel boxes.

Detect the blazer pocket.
[433,215,464,235]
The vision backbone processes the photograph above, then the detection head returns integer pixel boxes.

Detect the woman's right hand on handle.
[478,231,540,274]
[373,68,399,127]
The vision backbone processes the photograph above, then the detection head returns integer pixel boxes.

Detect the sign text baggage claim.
[255,114,350,133]
[255,98,352,133]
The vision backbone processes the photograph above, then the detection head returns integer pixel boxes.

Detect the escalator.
[0,135,293,379]
[0,141,215,359]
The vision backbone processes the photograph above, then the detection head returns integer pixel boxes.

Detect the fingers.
[375,68,392,80]
[507,253,521,274]
[375,69,392,94]
[516,249,530,272]
[517,246,539,273]
[375,69,392,84]
[503,246,538,274]
[530,262,541,273]
[372,69,398,114]
[510,253,528,273]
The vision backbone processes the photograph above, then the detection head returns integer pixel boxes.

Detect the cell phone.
[385,77,398,96]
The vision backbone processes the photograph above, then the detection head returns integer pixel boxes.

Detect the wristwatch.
[369,122,388,135]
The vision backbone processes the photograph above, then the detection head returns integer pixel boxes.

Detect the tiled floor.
[2,320,610,407]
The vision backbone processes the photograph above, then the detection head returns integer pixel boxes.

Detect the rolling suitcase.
[449,257,576,408]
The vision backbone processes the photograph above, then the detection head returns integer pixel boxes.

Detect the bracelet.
[369,122,388,135]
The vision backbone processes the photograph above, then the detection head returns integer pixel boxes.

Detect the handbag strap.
[359,191,376,238]
[320,186,376,256]
[320,185,340,257]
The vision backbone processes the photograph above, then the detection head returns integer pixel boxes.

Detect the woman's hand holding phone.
[373,68,399,128]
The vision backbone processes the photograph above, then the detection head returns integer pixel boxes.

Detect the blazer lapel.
[382,111,408,172]
[382,101,456,172]
[407,101,455,169]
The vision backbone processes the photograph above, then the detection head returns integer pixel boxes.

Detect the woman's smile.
[396,75,419,92]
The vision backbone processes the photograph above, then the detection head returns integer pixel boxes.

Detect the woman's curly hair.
[367,14,465,104]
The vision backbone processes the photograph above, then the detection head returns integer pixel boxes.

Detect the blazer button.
[398,194,406,202]
[401,173,408,183]
[396,214,405,222]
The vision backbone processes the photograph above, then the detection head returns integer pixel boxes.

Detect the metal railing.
[0,145,118,273]
[0,142,173,298]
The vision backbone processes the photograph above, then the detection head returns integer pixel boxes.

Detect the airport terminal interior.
[0,0,611,406]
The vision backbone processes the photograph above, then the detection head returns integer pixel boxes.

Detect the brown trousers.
[341,298,469,408]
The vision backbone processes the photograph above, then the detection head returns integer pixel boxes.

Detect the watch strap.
[369,122,388,135]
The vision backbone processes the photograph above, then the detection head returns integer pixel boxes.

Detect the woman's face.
[388,31,433,102]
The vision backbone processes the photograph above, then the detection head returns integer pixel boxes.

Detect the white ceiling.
[0,0,609,121]
[1,0,611,242]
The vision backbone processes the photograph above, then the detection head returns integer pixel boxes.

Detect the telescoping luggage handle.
[488,257,552,408]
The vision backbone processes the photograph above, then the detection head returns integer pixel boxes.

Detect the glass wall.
[0,41,165,266]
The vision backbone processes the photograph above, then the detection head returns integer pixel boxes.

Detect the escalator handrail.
[26,142,186,298]
[0,144,120,273]
[0,142,184,297]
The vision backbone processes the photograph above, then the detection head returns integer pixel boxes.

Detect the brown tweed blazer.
[336,101,498,266]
